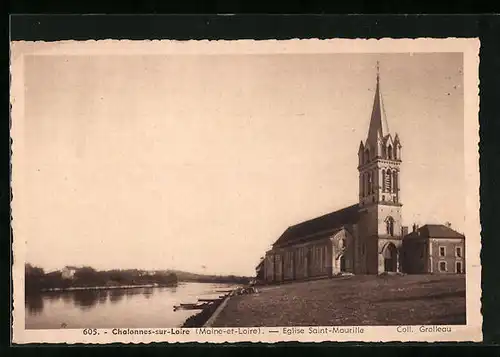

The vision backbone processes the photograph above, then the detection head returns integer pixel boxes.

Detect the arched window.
[386,217,395,236]
[393,171,398,192]
[381,170,386,192]
[385,169,392,192]
[367,172,372,194]
[364,149,370,164]
[388,145,393,160]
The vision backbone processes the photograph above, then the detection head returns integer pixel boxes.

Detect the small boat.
[173,302,210,311]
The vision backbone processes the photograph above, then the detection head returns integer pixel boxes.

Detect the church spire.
[365,61,390,151]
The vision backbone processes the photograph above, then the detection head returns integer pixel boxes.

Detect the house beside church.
[402,224,465,274]
[263,64,465,283]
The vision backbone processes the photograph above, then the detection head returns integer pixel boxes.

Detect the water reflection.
[27,284,233,316]
[62,293,72,303]
[45,292,61,302]
[159,286,177,294]
[25,294,44,315]
[109,289,124,304]
[142,287,154,299]
[26,288,163,315]
[124,288,142,298]
[98,290,108,304]
[73,290,101,310]
[25,283,239,329]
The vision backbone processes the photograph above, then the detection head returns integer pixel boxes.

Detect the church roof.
[272,204,359,248]
[365,65,390,150]
[405,224,465,239]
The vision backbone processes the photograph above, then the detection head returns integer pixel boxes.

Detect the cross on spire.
[365,61,390,149]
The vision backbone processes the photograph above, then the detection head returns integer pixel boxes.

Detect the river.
[25,282,239,329]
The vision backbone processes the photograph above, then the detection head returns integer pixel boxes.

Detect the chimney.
[412,223,417,233]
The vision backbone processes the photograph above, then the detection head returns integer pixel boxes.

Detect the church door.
[383,243,397,272]
[339,255,346,272]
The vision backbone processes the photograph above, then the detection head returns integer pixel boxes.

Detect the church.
[262,65,466,282]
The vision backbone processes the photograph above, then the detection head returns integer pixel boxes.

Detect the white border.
[10,38,481,344]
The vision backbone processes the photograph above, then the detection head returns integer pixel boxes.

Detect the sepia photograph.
[10,38,481,343]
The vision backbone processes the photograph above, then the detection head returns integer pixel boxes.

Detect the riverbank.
[211,274,466,327]
[180,286,258,327]
[181,297,227,328]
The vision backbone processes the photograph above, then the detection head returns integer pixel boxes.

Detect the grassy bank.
[212,274,466,327]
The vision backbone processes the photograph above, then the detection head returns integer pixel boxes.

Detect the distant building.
[262,64,465,283]
[402,224,465,274]
[61,266,79,279]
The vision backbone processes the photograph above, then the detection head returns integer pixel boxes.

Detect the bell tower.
[357,62,403,274]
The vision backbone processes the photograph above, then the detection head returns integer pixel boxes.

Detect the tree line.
[25,264,178,293]
[25,264,251,293]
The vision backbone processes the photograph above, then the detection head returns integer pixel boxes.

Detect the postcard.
[10,38,481,343]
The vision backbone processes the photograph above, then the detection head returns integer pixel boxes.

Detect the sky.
[18,51,464,276]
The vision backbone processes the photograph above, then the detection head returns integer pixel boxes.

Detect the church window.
[439,246,446,257]
[385,169,392,192]
[388,145,393,160]
[439,261,447,272]
[393,171,398,192]
[382,170,386,192]
[364,149,370,164]
[386,217,394,236]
